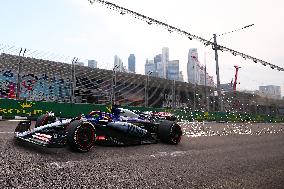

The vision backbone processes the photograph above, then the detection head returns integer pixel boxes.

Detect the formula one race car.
[15,107,182,152]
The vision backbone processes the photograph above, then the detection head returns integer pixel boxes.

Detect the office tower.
[187,48,200,84]
[167,60,179,80]
[128,54,135,73]
[88,60,97,68]
[161,47,169,79]
[114,55,124,72]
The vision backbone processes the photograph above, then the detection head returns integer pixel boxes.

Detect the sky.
[0,0,283,96]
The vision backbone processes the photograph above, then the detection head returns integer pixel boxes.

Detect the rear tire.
[35,114,56,128]
[158,121,182,144]
[66,120,96,152]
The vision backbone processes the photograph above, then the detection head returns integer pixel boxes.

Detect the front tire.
[66,120,96,152]
[158,121,182,144]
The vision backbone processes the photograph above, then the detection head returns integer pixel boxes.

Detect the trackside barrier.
[0,98,283,122]
[0,98,165,119]
[173,110,284,123]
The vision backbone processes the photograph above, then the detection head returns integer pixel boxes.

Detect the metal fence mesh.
[0,52,283,115]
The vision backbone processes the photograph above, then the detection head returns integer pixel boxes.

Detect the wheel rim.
[171,125,182,144]
[76,123,95,150]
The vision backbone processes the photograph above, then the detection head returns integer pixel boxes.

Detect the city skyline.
[1,39,282,97]
[0,0,283,95]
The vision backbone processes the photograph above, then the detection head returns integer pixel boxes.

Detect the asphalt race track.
[1,120,284,188]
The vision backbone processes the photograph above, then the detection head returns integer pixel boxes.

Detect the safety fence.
[1,53,284,116]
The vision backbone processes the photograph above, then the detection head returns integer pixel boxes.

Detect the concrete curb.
[15,116,28,120]
[0,115,28,120]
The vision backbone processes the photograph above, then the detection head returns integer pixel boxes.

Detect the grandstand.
[0,53,283,115]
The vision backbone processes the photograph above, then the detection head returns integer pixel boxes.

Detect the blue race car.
[15,106,182,152]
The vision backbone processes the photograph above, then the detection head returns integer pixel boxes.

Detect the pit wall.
[0,98,283,123]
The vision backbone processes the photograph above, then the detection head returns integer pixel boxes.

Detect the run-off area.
[0,120,284,188]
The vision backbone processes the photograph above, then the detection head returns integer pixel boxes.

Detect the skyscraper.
[179,71,184,82]
[144,47,182,79]
[199,66,205,85]
[161,47,169,79]
[88,60,97,68]
[154,54,162,72]
[114,55,125,72]
[128,54,135,73]
[145,59,155,75]
[156,61,165,78]
[167,60,179,80]
[259,85,281,99]
[187,48,200,84]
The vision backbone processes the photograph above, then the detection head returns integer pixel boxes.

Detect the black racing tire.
[35,114,56,128]
[15,121,32,132]
[66,120,96,152]
[166,116,177,121]
[158,120,182,144]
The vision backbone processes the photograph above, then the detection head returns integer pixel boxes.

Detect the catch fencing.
[0,52,284,117]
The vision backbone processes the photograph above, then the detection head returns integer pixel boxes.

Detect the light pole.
[213,85,216,111]
[190,55,198,112]
[204,42,213,112]
[193,83,196,111]
[70,57,78,103]
[213,34,222,111]
[16,48,26,99]
[111,65,119,105]
[204,65,211,112]
[211,24,254,112]
[172,79,176,109]
[145,71,152,107]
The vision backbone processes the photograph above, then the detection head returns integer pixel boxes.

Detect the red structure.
[233,65,241,94]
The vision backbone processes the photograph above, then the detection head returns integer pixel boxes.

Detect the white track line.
[8,120,29,122]
[0,132,14,134]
